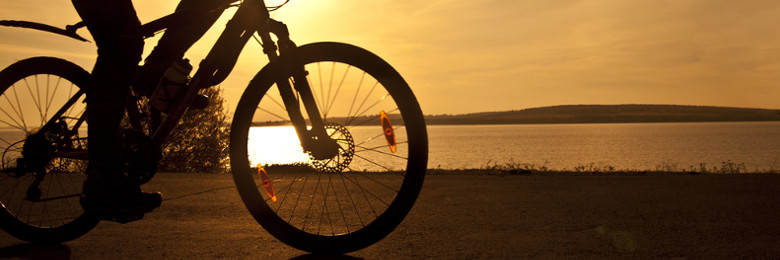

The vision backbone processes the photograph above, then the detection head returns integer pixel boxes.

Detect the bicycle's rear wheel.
[231,43,427,254]
[0,57,98,243]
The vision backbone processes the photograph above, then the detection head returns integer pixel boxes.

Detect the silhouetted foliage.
[157,86,229,173]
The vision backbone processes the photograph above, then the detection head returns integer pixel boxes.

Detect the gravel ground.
[1,172,779,259]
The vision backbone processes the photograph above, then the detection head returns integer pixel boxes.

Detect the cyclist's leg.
[72,0,161,221]
[73,0,141,177]
[133,0,224,95]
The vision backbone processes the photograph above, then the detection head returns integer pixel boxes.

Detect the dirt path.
[1,173,779,259]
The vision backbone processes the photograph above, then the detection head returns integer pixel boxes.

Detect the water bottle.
[150,59,193,112]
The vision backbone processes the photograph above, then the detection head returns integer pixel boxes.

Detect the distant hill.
[424,105,780,125]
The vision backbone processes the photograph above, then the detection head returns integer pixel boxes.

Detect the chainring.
[119,129,159,185]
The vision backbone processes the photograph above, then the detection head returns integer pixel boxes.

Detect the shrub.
[157,86,230,173]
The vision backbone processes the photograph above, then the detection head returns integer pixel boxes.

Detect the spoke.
[329,174,351,233]
[347,81,380,126]
[325,62,335,118]
[74,107,87,122]
[256,107,289,122]
[338,173,364,228]
[350,107,400,127]
[340,171,390,210]
[316,174,334,235]
[287,173,310,224]
[0,173,25,198]
[240,58,420,236]
[272,174,300,211]
[355,124,404,147]
[317,62,325,115]
[23,176,35,224]
[263,92,287,112]
[43,75,50,123]
[65,104,86,125]
[353,153,393,172]
[42,171,54,226]
[354,171,401,194]
[346,72,367,124]
[54,173,68,225]
[325,65,351,117]
[340,171,379,218]
[352,94,392,125]
[64,83,76,118]
[33,76,45,125]
[0,108,27,131]
[3,87,26,129]
[302,174,323,232]
[68,174,83,221]
[355,144,408,160]
[0,136,19,147]
[356,140,409,153]
[45,76,63,116]
[11,84,29,131]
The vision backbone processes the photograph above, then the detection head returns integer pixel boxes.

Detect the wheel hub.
[308,123,355,173]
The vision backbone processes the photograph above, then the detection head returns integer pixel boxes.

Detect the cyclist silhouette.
[72,0,223,222]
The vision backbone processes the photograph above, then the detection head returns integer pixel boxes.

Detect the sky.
[2,0,779,116]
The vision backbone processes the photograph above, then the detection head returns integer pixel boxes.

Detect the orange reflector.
[380,110,397,153]
[257,164,277,202]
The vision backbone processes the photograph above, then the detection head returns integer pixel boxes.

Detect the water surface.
[427,122,780,171]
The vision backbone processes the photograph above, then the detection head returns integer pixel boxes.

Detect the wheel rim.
[249,61,413,236]
[232,43,427,249]
[0,66,90,231]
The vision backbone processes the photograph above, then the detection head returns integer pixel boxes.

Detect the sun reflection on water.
[247,126,310,167]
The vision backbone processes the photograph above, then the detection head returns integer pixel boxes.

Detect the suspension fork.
[258,19,331,154]
[282,64,334,155]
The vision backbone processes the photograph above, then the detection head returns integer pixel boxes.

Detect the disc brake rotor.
[308,123,355,173]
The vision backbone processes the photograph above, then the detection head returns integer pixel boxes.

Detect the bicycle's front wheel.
[231,43,427,254]
[0,57,98,243]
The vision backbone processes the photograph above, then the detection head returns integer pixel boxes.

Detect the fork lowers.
[306,136,341,160]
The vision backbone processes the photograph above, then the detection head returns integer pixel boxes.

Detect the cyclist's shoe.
[80,175,162,224]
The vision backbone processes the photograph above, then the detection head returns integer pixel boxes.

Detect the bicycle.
[0,0,428,254]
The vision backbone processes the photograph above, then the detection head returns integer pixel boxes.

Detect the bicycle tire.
[231,42,427,254]
[0,57,99,243]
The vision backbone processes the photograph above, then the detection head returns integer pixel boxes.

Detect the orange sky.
[2,0,779,115]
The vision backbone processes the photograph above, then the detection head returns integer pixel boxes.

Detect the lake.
[2,121,778,172]
[426,121,780,172]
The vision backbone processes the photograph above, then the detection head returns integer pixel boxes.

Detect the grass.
[426,160,779,176]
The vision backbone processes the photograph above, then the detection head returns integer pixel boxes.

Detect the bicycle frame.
[0,2,428,250]
[130,0,332,156]
[0,0,333,163]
